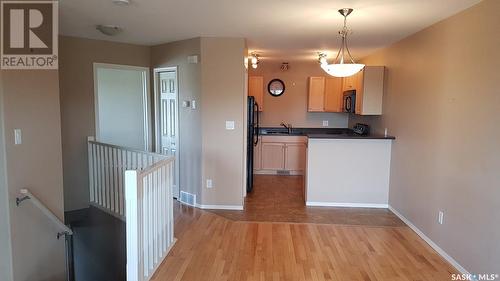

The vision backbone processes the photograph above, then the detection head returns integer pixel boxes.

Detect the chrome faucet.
[280,122,292,134]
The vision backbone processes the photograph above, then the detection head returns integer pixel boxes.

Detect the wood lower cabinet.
[284,143,307,171]
[261,143,285,170]
[255,136,307,175]
[253,137,262,170]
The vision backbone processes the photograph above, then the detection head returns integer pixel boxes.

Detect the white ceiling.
[59,0,481,60]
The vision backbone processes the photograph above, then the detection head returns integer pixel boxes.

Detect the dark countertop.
[259,127,395,140]
[307,133,395,140]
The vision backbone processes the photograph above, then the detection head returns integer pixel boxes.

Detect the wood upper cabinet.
[261,143,285,170]
[308,77,343,112]
[342,73,358,92]
[248,76,264,111]
[284,143,307,171]
[324,78,343,112]
[308,77,325,111]
[348,66,385,115]
[354,70,364,114]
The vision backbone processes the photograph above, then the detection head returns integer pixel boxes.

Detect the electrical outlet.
[225,121,235,130]
[438,211,444,225]
[206,179,213,189]
[322,120,329,127]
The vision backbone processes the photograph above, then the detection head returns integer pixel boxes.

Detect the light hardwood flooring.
[211,175,404,226]
[151,176,457,281]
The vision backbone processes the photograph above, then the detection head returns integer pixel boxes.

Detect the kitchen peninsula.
[254,127,395,208]
[306,133,394,208]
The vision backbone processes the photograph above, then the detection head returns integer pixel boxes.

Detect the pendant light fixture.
[319,8,364,77]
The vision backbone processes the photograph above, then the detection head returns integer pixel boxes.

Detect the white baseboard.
[388,205,469,275]
[195,204,244,210]
[306,202,388,208]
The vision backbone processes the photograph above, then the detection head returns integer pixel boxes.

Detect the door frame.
[153,66,180,198]
[93,63,151,151]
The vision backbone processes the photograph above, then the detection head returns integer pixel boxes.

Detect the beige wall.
[0,71,14,281]
[151,38,202,199]
[350,0,500,273]
[60,36,247,209]
[249,60,348,128]
[200,38,247,206]
[1,70,65,281]
[59,36,151,211]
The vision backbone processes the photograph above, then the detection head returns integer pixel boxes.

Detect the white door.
[157,70,179,198]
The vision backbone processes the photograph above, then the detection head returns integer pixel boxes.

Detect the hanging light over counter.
[319,8,364,77]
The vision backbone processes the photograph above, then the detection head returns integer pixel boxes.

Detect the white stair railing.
[87,137,175,281]
[87,138,169,219]
[125,156,175,281]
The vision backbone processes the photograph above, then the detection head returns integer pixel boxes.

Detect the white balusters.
[87,140,170,219]
[88,139,175,281]
[125,157,175,281]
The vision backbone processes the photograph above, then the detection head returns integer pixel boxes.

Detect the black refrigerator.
[247,96,259,193]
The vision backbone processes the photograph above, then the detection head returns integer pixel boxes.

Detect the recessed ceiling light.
[96,25,123,36]
[112,0,130,5]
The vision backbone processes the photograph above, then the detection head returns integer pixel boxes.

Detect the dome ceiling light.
[112,0,130,5]
[96,25,123,36]
[319,8,365,78]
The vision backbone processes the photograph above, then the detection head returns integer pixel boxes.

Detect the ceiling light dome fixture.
[112,0,130,5]
[319,8,364,77]
[96,25,123,36]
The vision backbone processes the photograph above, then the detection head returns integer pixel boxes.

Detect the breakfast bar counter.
[305,137,394,208]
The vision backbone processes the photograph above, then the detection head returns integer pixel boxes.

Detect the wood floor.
[211,175,404,227]
[151,176,457,281]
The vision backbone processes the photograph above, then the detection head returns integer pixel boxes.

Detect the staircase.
[62,139,176,281]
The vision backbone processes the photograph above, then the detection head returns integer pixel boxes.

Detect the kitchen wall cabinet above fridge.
[308,66,385,115]
[248,76,264,111]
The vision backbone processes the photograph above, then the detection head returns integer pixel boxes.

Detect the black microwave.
[343,90,356,113]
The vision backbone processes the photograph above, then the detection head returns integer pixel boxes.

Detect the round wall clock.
[267,79,285,97]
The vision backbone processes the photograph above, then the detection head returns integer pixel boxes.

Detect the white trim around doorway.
[92,63,151,151]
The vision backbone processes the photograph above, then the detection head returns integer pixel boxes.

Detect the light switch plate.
[438,211,444,225]
[206,179,213,189]
[225,121,235,130]
[322,120,329,127]
[187,55,199,64]
[14,129,22,145]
